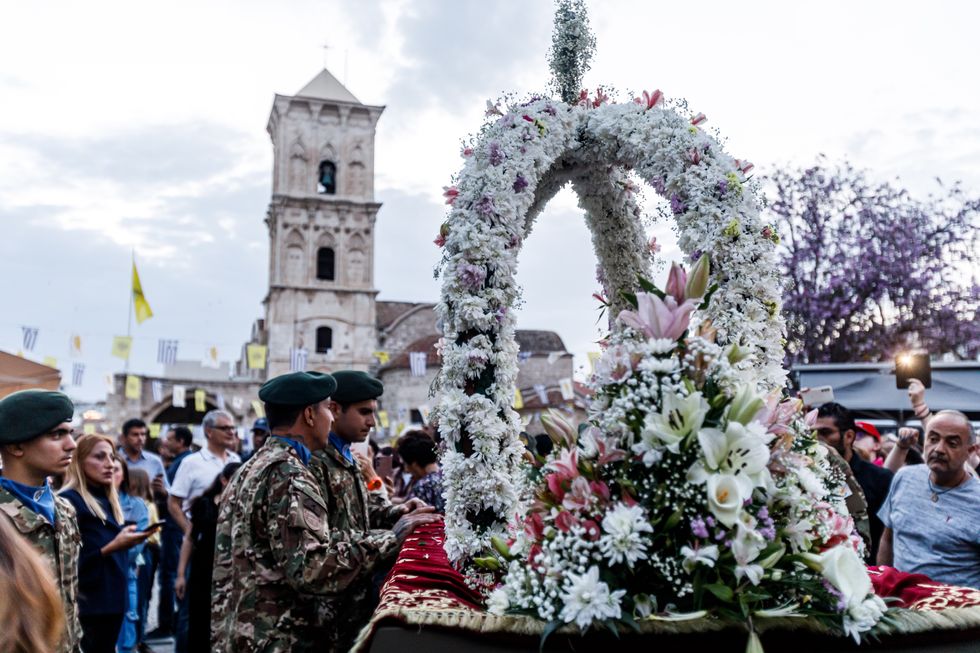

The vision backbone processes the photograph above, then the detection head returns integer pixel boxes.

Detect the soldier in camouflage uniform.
[211,371,438,653]
[0,389,83,653]
[309,371,434,648]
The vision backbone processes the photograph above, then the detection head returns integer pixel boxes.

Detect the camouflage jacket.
[210,437,399,653]
[0,485,82,653]
[307,445,403,648]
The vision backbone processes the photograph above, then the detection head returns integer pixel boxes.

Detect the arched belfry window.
[317,160,337,194]
[316,326,333,354]
[316,247,335,281]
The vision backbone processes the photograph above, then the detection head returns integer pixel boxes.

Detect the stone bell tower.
[262,68,384,377]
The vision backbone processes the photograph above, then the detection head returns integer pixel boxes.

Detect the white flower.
[599,503,653,567]
[706,473,746,527]
[486,587,510,615]
[731,523,766,585]
[693,421,771,496]
[559,566,626,630]
[680,543,720,573]
[842,595,887,643]
[808,544,873,611]
[635,390,708,460]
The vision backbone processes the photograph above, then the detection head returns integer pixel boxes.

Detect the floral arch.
[433,90,786,561]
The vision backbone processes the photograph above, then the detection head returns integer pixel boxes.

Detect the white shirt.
[170,446,241,517]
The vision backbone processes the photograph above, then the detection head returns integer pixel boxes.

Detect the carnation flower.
[598,503,653,567]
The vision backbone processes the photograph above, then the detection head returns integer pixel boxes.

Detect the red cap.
[854,421,881,442]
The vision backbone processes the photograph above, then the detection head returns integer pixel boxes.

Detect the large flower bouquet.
[484,259,887,648]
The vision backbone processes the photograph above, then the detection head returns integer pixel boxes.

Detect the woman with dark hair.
[60,435,150,653]
[396,431,444,513]
[175,462,241,653]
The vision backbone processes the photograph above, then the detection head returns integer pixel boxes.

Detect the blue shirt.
[272,436,311,466]
[879,464,980,588]
[118,447,168,489]
[0,477,56,526]
[329,432,354,463]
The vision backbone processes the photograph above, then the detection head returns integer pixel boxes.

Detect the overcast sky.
[2,0,978,402]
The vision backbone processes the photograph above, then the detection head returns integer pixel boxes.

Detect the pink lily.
[691,112,707,126]
[548,447,579,480]
[591,430,627,466]
[591,88,609,109]
[735,159,755,176]
[555,510,581,533]
[633,89,664,110]
[688,147,702,165]
[461,146,474,158]
[433,234,446,247]
[523,512,544,540]
[618,292,698,341]
[545,473,566,502]
[562,476,593,511]
[648,236,662,254]
[443,186,459,205]
[665,262,688,302]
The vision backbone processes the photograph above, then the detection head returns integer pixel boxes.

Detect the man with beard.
[813,402,892,562]
[878,411,980,588]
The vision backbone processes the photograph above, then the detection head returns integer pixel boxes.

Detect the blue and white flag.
[409,351,427,377]
[290,348,308,372]
[21,326,39,352]
[157,339,178,365]
[71,363,85,387]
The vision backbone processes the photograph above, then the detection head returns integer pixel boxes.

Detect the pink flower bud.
[666,262,688,302]
[691,112,707,126]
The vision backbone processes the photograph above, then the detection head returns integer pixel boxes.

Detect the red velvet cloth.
[378,523,980,613]
[868,565,980,610]
[378,520,484,612]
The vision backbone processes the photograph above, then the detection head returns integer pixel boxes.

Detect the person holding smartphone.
[60,435,151,653]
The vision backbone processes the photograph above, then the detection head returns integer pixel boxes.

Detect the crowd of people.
[0,369,976,653]
[0,370,446,653]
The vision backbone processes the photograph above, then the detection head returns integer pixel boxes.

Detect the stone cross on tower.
[262,68,385,376]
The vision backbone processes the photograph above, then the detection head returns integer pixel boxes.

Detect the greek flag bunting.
[409,351,427,377]
[21,326,39,351]
[71,363,85,387]
[157,339,178,365]
[290,348,308,372]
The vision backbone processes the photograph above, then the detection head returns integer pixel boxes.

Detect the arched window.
[316,327,333,354]
[317,160,337,194]
[316,247,335,281]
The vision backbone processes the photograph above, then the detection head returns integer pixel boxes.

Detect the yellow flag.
[132,261,154,324]
[149,423,162,439]
[251,400,266,418]
[125,375,141,399]
[194,389,207,412]
[513,388,524,410]
[43,356,58,368]
[246,344,267,370]
[111,336,133,360]
[373,351,390,365]
[377,410,389,428]
[83,423,96,435]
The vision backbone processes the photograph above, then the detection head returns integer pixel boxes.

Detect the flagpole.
[126,250,134,373]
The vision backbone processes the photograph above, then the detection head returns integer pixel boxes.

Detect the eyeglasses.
[210,425,237,433]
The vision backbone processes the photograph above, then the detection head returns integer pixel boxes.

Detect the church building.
[107,68,584,440]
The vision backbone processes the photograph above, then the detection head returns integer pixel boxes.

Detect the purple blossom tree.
[765,157,980,364]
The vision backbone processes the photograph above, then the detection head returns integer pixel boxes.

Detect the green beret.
[0,390,75,445]
[330,370,384,405]
[258,371,338,407]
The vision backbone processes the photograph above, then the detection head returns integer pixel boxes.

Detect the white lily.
[638,390,708,455]
[697,421,772,496]
[706,473,746,527]
[680,543,720,573]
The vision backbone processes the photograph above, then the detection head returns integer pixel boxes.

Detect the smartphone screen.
[896,353,931,389]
